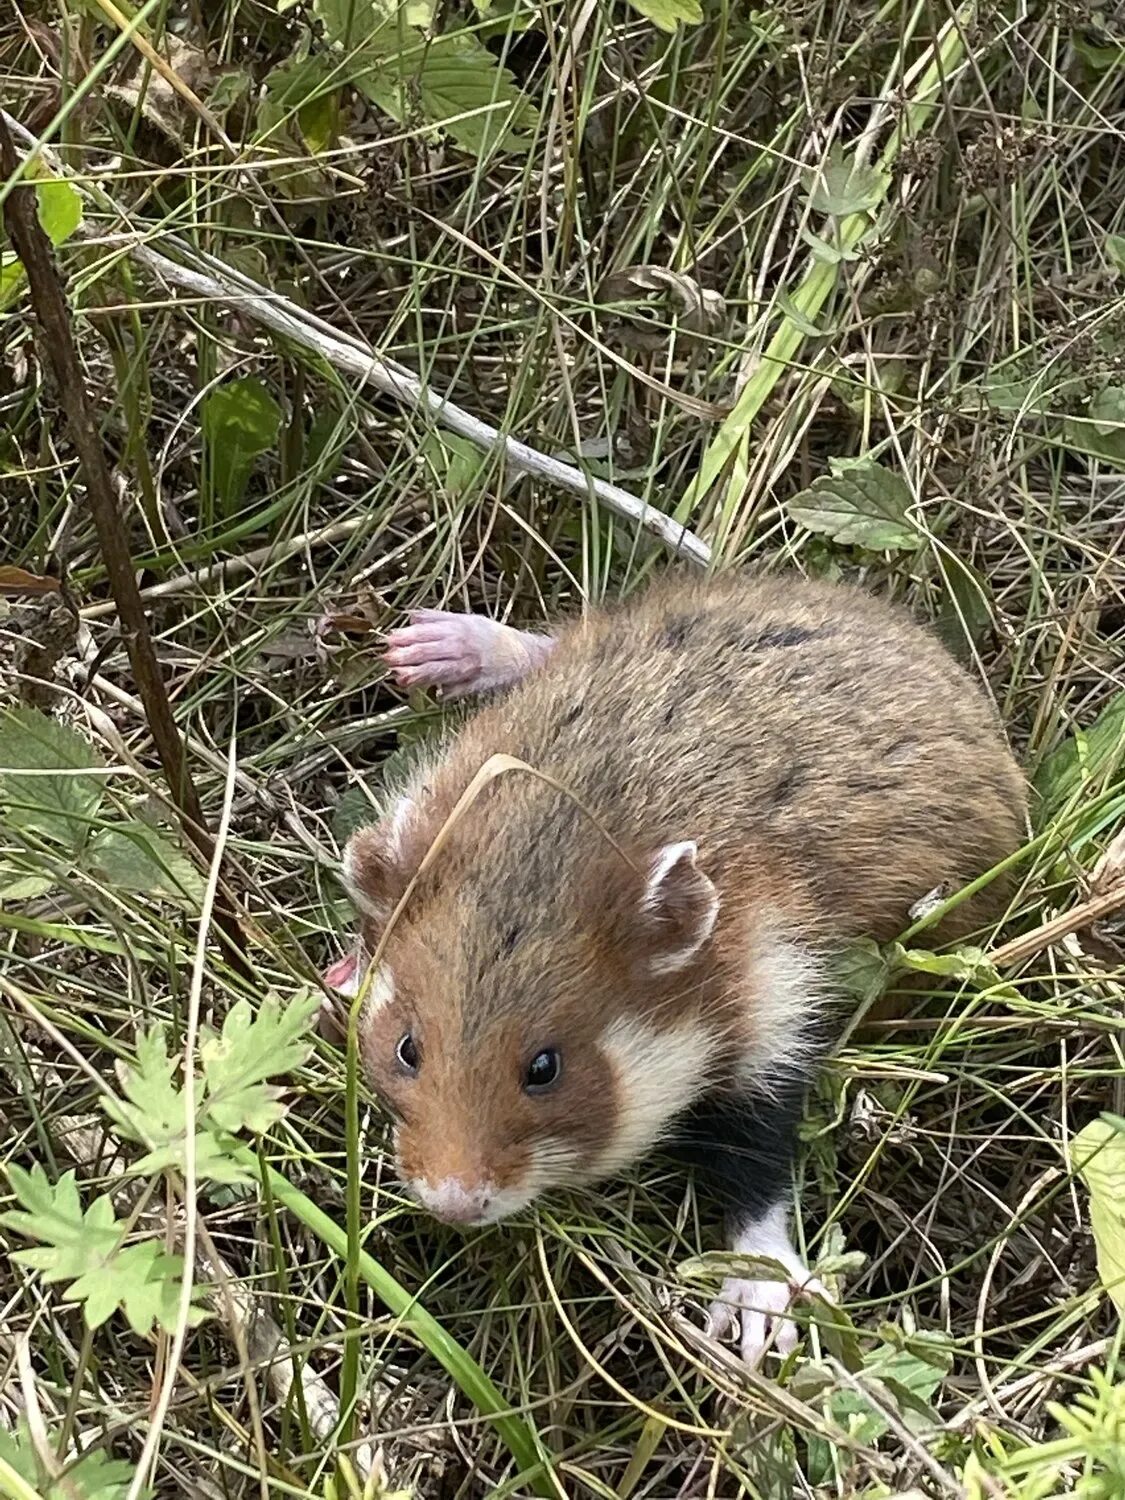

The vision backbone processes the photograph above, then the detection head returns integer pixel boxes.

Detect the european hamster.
[324,572,1026,1365]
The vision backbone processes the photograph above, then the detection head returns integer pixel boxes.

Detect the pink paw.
[382,610,553,698]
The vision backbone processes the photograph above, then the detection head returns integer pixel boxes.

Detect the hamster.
[325,572,1026,1366]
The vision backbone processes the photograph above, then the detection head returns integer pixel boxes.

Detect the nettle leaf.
[201,377,283,515]
[200,991,319,1134]
[357,31,536,155]
[626,0,703,32]
[1033,690,1125,826]
[786,457,918,551]
[85,821,204,906]
[0,705,105,853]
[805,146,890,218]
[1071,1119,1125,1314]
[0,1165,207,1335]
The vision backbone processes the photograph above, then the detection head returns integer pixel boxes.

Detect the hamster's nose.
[413,1176,495,1225]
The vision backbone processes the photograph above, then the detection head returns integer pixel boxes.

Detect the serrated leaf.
[103,1025,188,1150]
[201,377,283,515]
[1033,690,1125,827]
[0,705,105,853]
[822,1339,950,1444]
[1107,235,1125,278]
[805,147,890,217]
[85,821,204,905]
[1,1164,207,1335]
[786,458,917,551]
[357,31,536,155]
[626,0,703,31]
[35,178,83,247]
[0,1423,142,1500]
[831,938,891,1007]
[1071,1119,1125,1314]
[199,991,319,1135]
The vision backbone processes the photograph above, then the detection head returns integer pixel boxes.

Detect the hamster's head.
[326,809,722,1228]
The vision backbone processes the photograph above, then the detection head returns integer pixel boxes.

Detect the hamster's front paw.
[705,1269,824,1366]
[383,610,552,697]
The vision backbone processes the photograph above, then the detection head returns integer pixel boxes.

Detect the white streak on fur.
[338,954,394,1010]
[645,841,720,975]
[738,928,827,1091]
[595,1015,714,1177]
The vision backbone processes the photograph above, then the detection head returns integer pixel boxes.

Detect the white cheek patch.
[595,1015,715,1178]
[737,931,827,1090]
[362,963,395,1015]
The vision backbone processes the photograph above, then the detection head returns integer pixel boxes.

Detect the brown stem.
[0,114,247,970]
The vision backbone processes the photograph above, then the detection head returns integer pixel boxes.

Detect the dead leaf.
[1091,825,1125,897]
[0,567,62,596]
[598,264,726,348]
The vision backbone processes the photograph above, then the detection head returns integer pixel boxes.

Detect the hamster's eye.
[396,1032,419,1075]
[524,1048,561,1094]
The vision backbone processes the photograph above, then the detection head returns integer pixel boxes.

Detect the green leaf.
[421,429,489,496]
[1107,234,1125,278]
[831,937,891,1008]
[201,377,283,515]
[0,867,57,900]
[103,1027,251,1185]
[1066,385,1125,470]
[1033,690,1125,826]
[786,457,917,551]
[799,226,860,264]
[935,552,993,662]
[36,178,83,247]
[0,1165,207,1335]
[199,990,319,1134]
[804,146,890,218]
[625,0,703,31]
[775,289,824,337]
[0,1420,150,1500]
[357,31,536,155]
[0,705,105,854]
[85,821,204,905]
[1071,1119,1125,1314]
[891,943,999,985]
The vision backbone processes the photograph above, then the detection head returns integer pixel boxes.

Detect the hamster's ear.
[641,841,719,973]
[341,817,401,923]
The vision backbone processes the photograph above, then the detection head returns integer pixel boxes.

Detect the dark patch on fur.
[883,736,919,764]
[770,763,808,807]
[847,777,900,795]
[499,923,522,956]
[742,623,829,651]
[557,701,583,728]
[659,615,692,650]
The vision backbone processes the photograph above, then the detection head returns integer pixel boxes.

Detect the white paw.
[705,1270,823,1366]
[383,611,551,698]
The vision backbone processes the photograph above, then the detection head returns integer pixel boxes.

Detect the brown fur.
[350,572,1027,1201]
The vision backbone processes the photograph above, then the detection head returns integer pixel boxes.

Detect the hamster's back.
[439,572,1027,943]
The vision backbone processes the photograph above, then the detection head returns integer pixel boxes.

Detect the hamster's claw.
[705,1269,827,1367]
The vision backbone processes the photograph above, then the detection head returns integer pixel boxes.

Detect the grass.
[1,0,1125,1495]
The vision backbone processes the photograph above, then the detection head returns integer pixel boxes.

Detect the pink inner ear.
[323,952,359,992]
